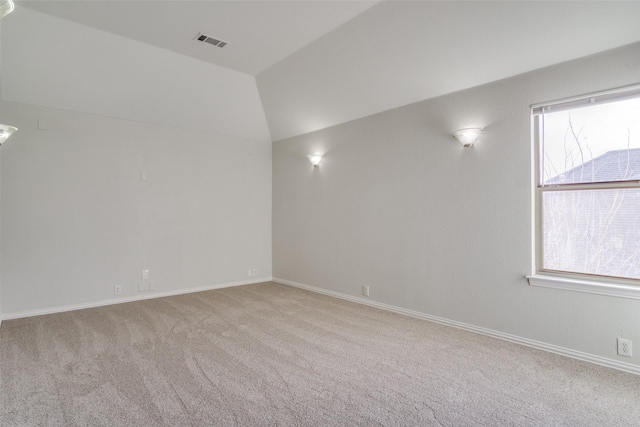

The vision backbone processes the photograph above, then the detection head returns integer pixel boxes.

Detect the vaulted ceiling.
[21,0,380,76]
[18,1,640,141]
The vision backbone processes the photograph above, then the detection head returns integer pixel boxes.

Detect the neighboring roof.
[546,148,640,185]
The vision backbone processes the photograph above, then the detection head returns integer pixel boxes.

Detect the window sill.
[527,274,640,299]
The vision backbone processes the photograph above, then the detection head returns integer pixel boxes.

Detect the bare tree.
[543,120,640,280]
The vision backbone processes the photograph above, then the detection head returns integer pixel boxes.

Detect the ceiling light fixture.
[453,128,482,148]
[0,0,14,19]
[307,153,323,167]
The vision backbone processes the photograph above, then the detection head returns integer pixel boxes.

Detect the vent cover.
[194,33,228,49]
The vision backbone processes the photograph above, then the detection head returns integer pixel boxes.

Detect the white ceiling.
[20,0,379,76]
[258,1,640,140]
[17,1,640,141]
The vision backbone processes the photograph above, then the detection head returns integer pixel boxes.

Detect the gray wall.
[1,102,272,316]
[0,7,272,317]
[273,42,640,368]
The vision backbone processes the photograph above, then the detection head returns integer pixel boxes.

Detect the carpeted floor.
[1,281,640,426]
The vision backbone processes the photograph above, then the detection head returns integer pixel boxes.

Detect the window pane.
[542,188,640,280]
[541,97,640,185]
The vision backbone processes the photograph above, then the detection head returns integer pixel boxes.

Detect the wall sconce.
[0,0,15,19]
[453,128,482,148]
[307,153,323,167]
[0,124,17,145]
[0,2,17,145]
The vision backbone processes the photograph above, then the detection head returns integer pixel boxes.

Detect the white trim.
[527,274,640,299]
[274,277,640,376]
[531,83,640,114]
[0,277,273,321]
[541,181,640,191]
[531,91,640,289]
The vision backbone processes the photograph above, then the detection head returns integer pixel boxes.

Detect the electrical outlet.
[618,338,632,357]
[252,269,258,277]
[362,285,370,297]
[248,269,252,277]
[138,282,150,292]
[114,285,121,295]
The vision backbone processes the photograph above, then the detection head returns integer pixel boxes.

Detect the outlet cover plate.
[618,338,632,357]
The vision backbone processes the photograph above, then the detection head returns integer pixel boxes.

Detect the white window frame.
[527,84,640,299]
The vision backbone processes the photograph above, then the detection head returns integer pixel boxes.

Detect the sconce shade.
[0,124,17,145]
[0,0,14,19]
[307,153,323,167]
[453,128,482,147]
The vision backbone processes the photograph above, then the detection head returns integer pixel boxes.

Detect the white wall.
[0,8,272,316]
[273,43,640,369]
[258,1,640,142]
[2,7,270,142]
[0,14,4,322]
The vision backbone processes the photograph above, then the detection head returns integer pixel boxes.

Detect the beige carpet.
[1,282,640,426]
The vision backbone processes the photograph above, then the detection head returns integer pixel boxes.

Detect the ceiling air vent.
[194,33,228,49]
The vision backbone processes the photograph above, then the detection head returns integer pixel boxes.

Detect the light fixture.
[0,2,17,144]
[307,153,323,167]
[0,124,17,145]
[0,0,14,19]
[453,128,482,147]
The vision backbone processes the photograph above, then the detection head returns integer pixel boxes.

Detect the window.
[529,85,640,298]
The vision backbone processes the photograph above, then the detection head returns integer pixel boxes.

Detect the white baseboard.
[273,277,640,376]
[0,277,273,321]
